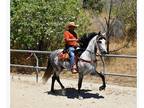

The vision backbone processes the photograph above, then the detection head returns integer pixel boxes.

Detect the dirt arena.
[11,74,136,108]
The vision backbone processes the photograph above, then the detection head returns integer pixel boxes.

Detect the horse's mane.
[79,32,98,50]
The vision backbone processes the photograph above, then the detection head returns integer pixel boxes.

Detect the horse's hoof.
[50,90,55,93]
[99,86,106,91]
[78,95,83,100]
[62,86,65,89]
[61,89,66,96]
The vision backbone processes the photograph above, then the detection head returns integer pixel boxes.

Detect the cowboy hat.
[65,22,78,30]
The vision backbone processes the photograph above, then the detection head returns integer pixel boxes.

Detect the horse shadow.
[44,88,104,99]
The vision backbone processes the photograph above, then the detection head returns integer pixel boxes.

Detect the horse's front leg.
[78,74,84,99]
[97,72,106,91]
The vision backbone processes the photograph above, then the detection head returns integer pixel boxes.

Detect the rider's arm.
[64,31,78,42]
[65,38,78,42]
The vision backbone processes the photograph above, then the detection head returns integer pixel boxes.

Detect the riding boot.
[71,64,78,74]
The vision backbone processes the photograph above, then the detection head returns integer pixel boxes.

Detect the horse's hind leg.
[51,72,65,93]
[97,72,106,91]
[56,75,65,95]
[56,76,65,89]
[51,73,56,93]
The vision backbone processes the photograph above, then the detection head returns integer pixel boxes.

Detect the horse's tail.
[42,59,53,84]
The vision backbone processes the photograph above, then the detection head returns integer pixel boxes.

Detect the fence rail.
[10,49,137,82]
[10,64,47,70]
[10,49,51,54]
[10,49,136,58]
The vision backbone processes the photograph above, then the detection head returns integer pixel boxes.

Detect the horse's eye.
[97,41,102,43]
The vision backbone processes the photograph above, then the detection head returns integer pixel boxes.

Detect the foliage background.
[11,0,136,51]
[11,0,90,50]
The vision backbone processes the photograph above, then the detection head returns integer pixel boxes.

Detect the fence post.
[34,53,39,83]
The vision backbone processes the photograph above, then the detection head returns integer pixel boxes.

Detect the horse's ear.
[102,32,106,36]
[101,32,107,40]
[98,31,101,35]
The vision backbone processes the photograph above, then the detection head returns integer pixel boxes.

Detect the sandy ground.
[11,75,136,108]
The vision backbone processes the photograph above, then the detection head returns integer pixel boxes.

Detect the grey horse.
[42,32,107,98]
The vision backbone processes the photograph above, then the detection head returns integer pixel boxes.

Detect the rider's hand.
[76,39,79,42]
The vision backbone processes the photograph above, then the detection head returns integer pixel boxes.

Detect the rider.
[63,22,79,74]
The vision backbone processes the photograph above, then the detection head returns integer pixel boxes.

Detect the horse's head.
[79,32,108,55]
[96,32,107,55]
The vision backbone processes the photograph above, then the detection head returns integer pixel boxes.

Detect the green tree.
[11,0,90,50]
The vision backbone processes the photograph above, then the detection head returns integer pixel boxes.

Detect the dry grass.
[109,39,136,54]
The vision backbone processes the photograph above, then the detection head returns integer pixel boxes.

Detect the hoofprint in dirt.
[11,75,136,108]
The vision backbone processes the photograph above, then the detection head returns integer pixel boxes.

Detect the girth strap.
[78,57,97,64]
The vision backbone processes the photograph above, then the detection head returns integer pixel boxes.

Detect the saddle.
[58,51,78,74]
[58,48,83,61]
[58,48,89,74]
[58,51,69,61]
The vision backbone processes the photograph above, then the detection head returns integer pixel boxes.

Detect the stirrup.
[71,68,78,74]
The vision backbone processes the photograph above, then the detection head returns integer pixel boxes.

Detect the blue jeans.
[68,47,75,68]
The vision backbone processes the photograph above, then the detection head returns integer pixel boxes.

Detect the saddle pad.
[58,52,69,61]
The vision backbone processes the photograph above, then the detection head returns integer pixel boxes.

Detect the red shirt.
[64,31,78,47]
